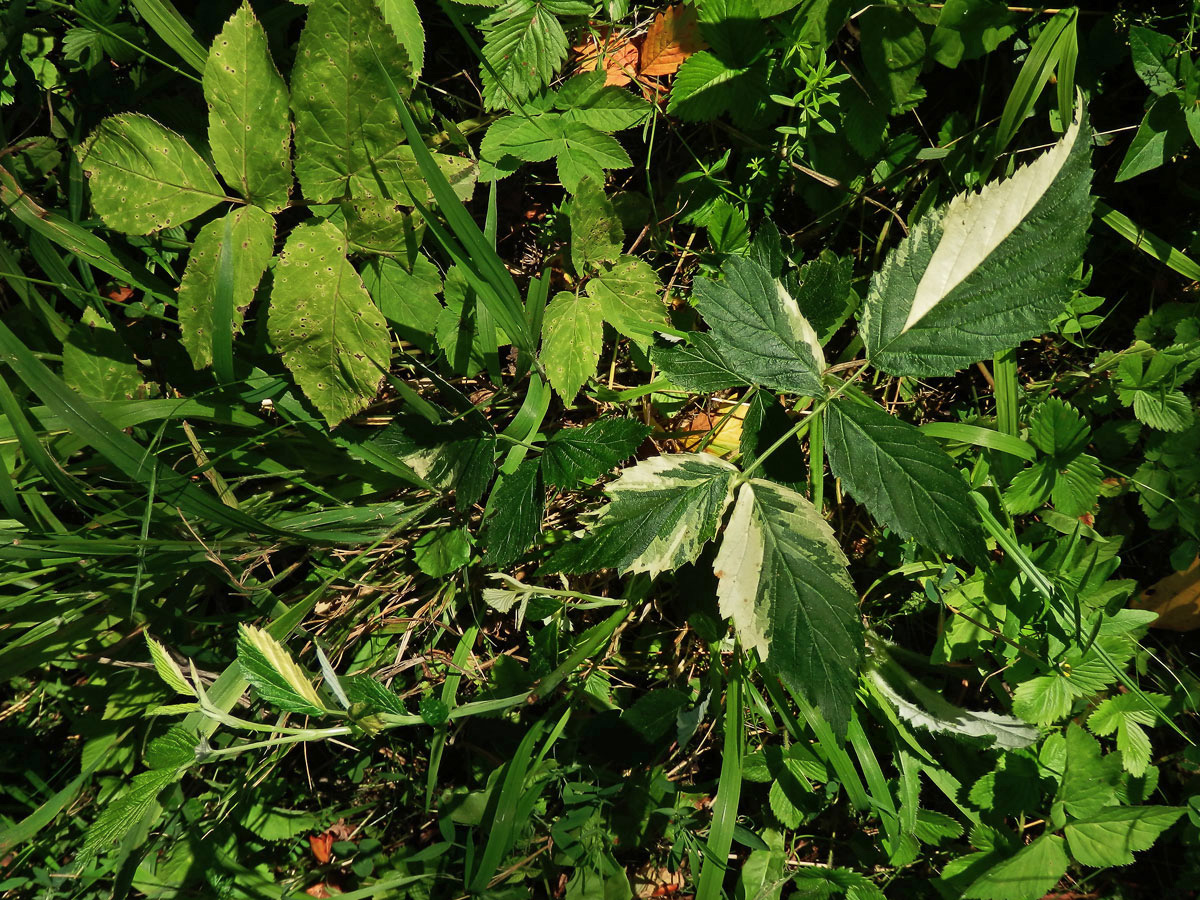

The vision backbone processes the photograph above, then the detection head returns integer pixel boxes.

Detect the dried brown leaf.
[639,5,706,77]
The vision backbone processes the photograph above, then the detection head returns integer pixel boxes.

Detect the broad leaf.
[639,4,705,76]
[862,109,1093,376]
[413,527,472,577]
[652,333,748,392]
[204,2,291,211]
[541,290,603,401]
[1064,806,1185,867]
[481,460,543,566]
[360,253,442,352]
[291,0,416,204]
[480,1,568,110]
[237,625,327,715]
[178,206,274,370]
[859,6,926,108]
[570,175,623,275]
[143,726,200,770]
[268,221,391,426]
[546,454,738,578]
[1088,692,1169,777]
[556,71,652,132]
[666,51,746,121]
[1056,723,1123,820]
[77,113,223,234]
[478,112,632,192]
[587,256,665,343]
[691,255,825,396]
[964,835,1069,900]
[824,398,986,562]
[541,418,651,488]
[374,412,495,511]
[713,479,862,733]
[1115,94,1189,183]
[541,419,651,488]
[62,309,142,400]
[789,250,855,344]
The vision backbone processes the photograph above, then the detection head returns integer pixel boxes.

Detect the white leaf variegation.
[547,453,739,579]
[713,479,862,733]
[864,105,1093,376]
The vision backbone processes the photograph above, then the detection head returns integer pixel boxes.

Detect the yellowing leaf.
[1132,556,1200,631]
[639,5,706,77]
[574,28,640,86]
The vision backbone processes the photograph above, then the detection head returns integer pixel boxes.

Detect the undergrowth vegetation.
[2,0,1200,897]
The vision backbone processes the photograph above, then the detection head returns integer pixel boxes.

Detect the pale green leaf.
[376,0,424,77]
[361,253,442,352]
[145,634,195,696]
[291,0,415,204]
[204,2,292,211]
[77,113,224,234]
[1132,389,1194,431]
[1064,806,1185,867]
[586,256,665,343]
[177,206,274,370]
[824,398,986,562]
[713,479,862,733]
[863,109,1093,376]
[481,1,568,110]
[570,175,623,275]
[691,255,825,396]
[267,221,391,426]
[413,527,472,577]
[237,624,327,715]
[541,290,604,402]
[546,453,738,579]
[964,835,1069,900]
[1088,693,1169,777]
[340,196,426,257]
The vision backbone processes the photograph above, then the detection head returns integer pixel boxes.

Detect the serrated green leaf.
[267,221,391,426]
[1132,389,1194,431]
[964,835,1069,900]
[361,253,442,352]
[713,479,862,734]
[621,688,689,742]
[541,418,651,488]
[413,527,472,577]
[77,113,224,234]
[1064,806,1184,867]
[824,398,986,562]
[376,0,424,77]
[62,310,142,400]
[546,453,738,578]
[1130,26,1188,97]
[790,250,856,344]
[146,635,194,696]
[374,412,495,511]
[237,624,327,716]
[481,460,543,566]
[342,673,406,715]
[1088,693,1169,777]
[144,726,199,770]
[478,112,631,191]
[81,767,177,861]
[340,196,426,257]
[586,256,665,343]
[291,0,415,204]
[666,51,745,121]
[556,70,651,132]
[651,334,749,392]
[570,175,623,275]
[691,255,825,396]
[863,109,1093,376]
[204,2,292,211]
[541,290,603,401]
[178,205,274,370]
[1056,723,1122,819]
[480,1,568,110]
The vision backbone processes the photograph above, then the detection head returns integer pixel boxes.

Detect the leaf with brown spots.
[638,5,706,77]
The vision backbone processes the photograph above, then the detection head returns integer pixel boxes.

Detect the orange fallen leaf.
[638,5,706,77]
[308,832,333,864]
[1131,556,1200,631]
[573,27,640,86]
[304,884,332,899]
[676,400,748,458]
[106,285,134,303]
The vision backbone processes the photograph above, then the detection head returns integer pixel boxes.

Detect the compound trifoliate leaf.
[236,624,327,716]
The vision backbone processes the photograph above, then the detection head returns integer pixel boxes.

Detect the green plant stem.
[696,651,743,900]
